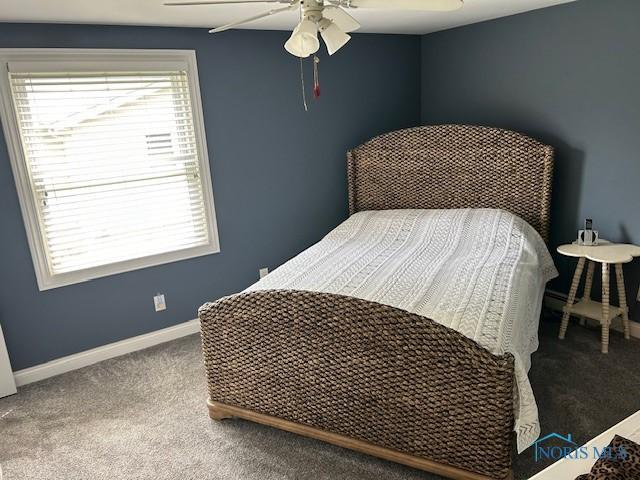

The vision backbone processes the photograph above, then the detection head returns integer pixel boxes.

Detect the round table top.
[557,240,640,264]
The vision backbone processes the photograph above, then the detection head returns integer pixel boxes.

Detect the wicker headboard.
[347,125,554,242]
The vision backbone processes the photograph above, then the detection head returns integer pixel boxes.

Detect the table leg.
[559,257,586,340]
[601,263,610,354]
[615,263,631,340]
[580,260,595,326]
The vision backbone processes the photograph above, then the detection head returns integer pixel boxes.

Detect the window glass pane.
[9,71,211,275]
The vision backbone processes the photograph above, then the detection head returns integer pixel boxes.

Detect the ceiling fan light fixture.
[322,6,361,33]
[319,20,351,56]
[284,19,320,58]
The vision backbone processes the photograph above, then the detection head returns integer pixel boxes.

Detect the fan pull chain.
[299,57,309,112]
[297,1,308,112]
[313,55,321,99]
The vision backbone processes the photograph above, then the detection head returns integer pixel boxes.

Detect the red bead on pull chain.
[313,55,321,99]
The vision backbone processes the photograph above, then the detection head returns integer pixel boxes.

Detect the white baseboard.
[13,319,200,387]
[544,290,640,339]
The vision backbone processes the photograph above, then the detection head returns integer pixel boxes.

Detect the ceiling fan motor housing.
[301,0,325,22]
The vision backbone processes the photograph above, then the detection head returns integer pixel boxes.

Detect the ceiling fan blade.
[165,0,287,6]
[342,0,463,11]
[208,3,297,33]
[322,6,360,33]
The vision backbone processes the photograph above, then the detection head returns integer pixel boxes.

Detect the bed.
[198,125,557,480]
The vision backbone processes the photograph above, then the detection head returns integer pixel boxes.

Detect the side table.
[557,241,640,353]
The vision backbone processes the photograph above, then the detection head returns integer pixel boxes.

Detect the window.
[0,50,219,290]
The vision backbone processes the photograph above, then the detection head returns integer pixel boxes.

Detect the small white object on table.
[557,240,640,353]
[529,411,640,479]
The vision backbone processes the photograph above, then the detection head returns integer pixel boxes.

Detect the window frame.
[0,49,220,291]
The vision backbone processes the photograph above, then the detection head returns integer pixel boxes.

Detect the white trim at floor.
[544,290,640,339]
[13,319,200,387]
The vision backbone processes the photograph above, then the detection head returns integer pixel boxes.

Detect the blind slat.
[45,208,208,237]
[33,170,201,192]
[52,237,208,273]
[16,113,195,128]
[22,143,197,158]
[30,156,198,173]
[35,177,204,203]
[42,196,206,227]
[41,197,206,227]
[48,223,209,252]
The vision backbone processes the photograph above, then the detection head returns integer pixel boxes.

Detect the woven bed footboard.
[198,290,515,480]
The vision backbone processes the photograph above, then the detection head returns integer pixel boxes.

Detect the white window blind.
[1,51,219,289]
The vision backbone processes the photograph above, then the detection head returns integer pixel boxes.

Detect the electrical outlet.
[153,294,166,312]
[259,268,269,279]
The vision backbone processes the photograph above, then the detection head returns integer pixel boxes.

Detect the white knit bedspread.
[247,209,558,453]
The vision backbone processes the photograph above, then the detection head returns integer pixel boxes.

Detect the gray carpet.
[1,315,638,480]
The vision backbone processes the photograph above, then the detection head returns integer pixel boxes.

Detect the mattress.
[247,208,558,453]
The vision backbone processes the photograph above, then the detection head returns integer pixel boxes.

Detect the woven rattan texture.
[199,290,515,479]
[347,125,554,242]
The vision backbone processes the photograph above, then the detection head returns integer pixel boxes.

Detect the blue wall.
[420,0,640,315]
[7,0,636,370]
[0,23,421,370]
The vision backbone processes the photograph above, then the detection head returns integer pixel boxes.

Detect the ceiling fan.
[164,0,464,58]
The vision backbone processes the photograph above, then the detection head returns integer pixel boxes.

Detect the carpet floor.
[1,315,638,480]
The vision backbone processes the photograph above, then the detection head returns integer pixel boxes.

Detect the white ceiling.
[0,0,576,35]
